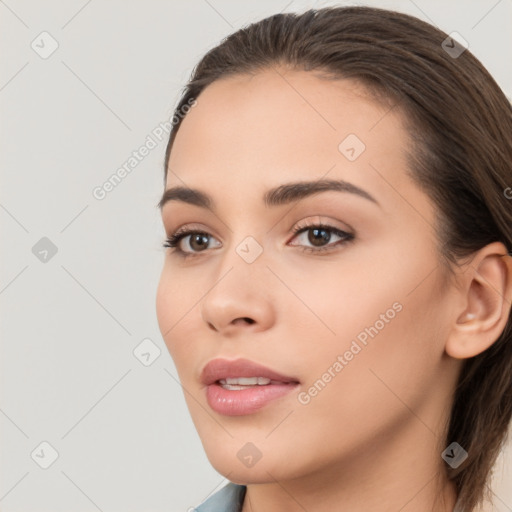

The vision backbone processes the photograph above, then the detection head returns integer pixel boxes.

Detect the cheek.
[279,258,400,344]
[156,264,209,384]
[299,269,449,429]
[292,244,449,413]
[279,299,443,468]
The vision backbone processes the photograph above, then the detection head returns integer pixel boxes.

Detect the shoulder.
[194,483,247,512]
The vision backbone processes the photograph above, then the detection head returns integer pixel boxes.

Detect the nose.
[200,250,276,336]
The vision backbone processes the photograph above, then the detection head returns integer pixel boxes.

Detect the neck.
[240,418,459,512]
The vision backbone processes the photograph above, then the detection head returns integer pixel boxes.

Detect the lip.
[201,358,300,416]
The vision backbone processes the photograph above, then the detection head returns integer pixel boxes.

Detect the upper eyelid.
[166,215,353,236]
[293,216,353,231]
[167,222,212,236]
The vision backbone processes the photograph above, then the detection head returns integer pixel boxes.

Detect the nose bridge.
[217,208,269,274]
[215,230,269,295]
[199,228,274,332]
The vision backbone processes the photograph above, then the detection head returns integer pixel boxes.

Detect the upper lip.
[200,358,300,386]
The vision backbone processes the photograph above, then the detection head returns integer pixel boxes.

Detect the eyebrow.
[157,179,379,211]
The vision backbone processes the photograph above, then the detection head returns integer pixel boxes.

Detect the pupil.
[309,228,330,246]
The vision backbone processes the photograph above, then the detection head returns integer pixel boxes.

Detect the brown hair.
[161,6,512,511]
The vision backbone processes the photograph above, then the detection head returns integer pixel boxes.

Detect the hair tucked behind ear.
[163,7,512,511]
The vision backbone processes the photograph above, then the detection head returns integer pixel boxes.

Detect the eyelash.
[163,221,354,259]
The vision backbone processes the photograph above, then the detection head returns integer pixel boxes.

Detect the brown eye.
[289,224,354,254]
[163,229,221,257]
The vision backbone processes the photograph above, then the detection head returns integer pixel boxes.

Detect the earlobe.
[445,243,512,360]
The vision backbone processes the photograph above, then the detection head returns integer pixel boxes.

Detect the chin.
[204,445,305,485]
[210,461,283,485]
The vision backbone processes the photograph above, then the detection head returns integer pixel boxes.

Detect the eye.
[163,228,221,258]
[289,221,354,254]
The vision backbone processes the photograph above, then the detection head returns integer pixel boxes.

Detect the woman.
[155,6,512,512]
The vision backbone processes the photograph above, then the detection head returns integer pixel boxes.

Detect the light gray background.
[1,1,511,511]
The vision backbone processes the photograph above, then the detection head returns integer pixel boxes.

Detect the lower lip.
[206,382,299,416]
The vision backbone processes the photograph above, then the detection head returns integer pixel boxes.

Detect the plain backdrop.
[1,1,511,511]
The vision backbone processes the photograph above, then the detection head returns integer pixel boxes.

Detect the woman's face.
[156,69,461,484]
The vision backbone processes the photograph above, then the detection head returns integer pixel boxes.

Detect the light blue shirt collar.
[194,483,246,512]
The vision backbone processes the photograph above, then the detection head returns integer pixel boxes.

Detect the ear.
[445,242,512,359]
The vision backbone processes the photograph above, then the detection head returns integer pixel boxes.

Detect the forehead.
[170,69,396,153]
[165,68,411,209]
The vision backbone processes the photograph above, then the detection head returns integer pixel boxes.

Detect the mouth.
[200,358,300,416]
[217,376,290,390]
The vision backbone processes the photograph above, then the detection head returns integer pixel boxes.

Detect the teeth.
[218,377,272,386]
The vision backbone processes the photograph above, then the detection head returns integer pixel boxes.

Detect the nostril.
[234,317,255,325]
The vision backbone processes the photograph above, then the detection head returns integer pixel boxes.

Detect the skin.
[156,67,512,512]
